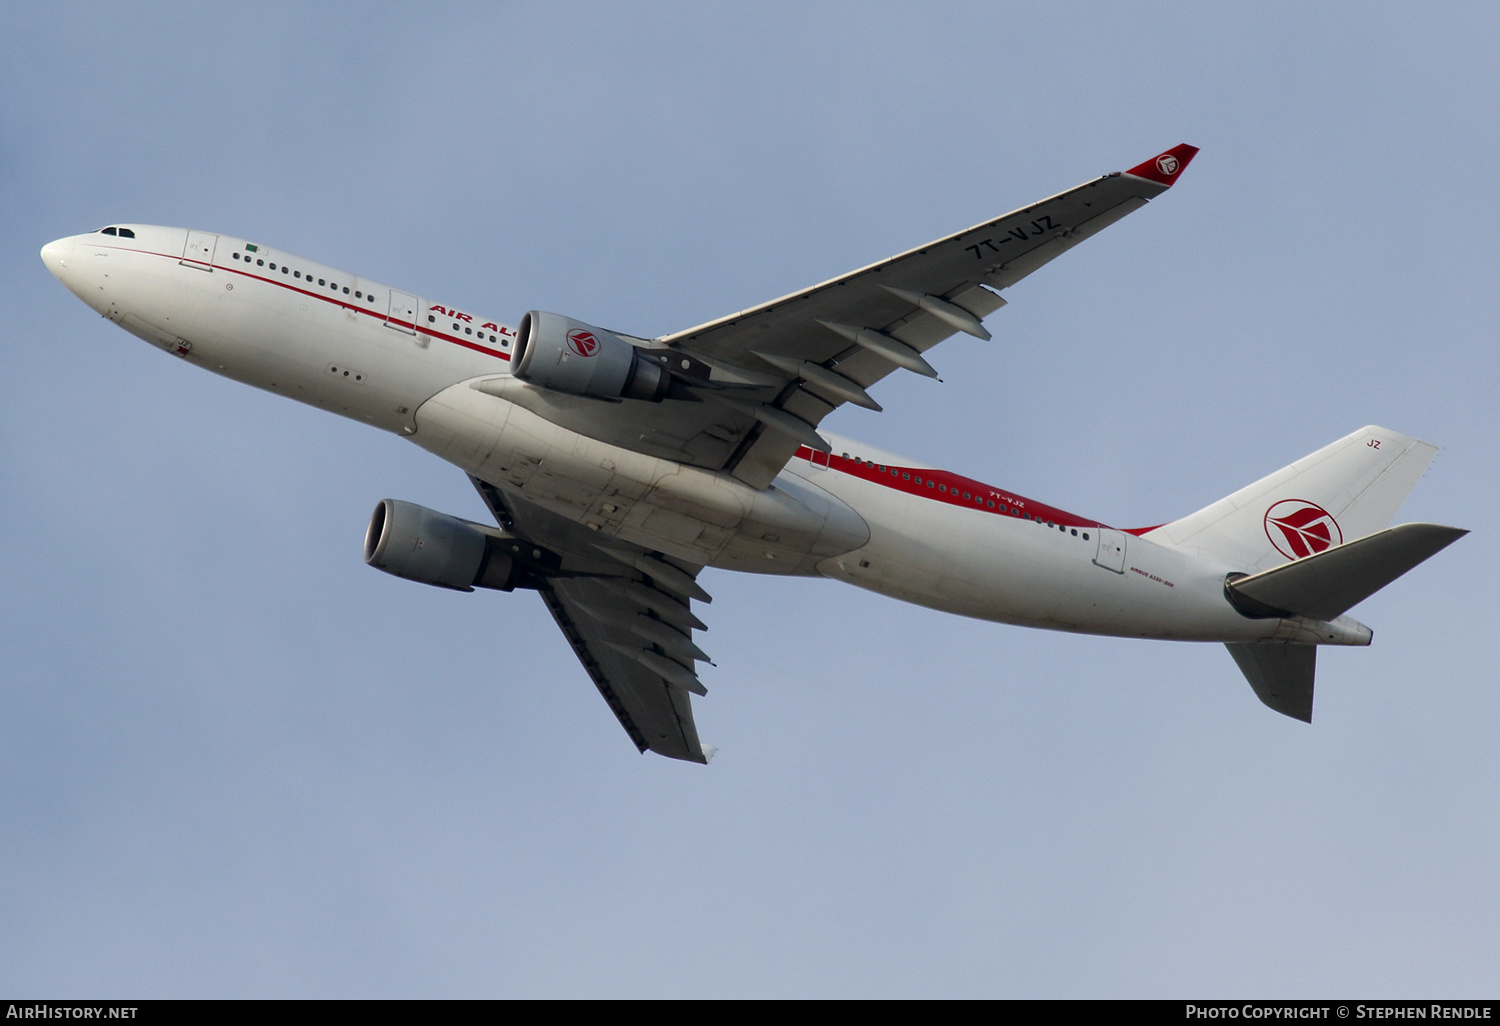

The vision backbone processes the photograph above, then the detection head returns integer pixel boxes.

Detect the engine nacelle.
[363,499,526,592]
[512,310,672,402]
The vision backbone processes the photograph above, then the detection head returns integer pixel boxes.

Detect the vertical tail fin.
[1165,427,1463,724]
[1147,426,1438,572]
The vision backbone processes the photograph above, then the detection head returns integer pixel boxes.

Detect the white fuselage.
[40,225,1321,645]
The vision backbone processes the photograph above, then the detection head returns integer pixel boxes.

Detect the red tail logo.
[566,329,599,357]
[1264,500,1343,560]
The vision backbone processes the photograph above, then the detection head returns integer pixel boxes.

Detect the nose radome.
[40,237,72,280]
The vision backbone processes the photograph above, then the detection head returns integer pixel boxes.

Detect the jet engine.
[511,310,673,401]
[363,499,529,592]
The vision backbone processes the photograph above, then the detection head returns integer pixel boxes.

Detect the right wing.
[537,575,711,763]
[470,477,716,764]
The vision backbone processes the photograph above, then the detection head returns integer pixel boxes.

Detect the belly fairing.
[411,381,869,574]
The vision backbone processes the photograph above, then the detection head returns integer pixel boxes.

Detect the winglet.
[1124,144,1200,186]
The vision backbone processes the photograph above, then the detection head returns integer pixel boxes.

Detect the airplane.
[39,144,1465,764]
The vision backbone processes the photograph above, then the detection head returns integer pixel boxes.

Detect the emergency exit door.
[180,231,217,270]
[1093,528,1127,573]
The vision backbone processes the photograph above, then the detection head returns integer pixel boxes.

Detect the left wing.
[664,144,1199,487]
[479,145,1197,489]
[470,477,716,763]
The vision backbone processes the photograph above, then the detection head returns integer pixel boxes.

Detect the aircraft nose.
[40,237,72,281]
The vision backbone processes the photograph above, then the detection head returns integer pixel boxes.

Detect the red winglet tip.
[1124,143,1199,186]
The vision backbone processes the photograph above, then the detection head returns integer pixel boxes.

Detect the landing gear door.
[387,290,419,335]
[1093,528,1126,574]
[180,231,217,271]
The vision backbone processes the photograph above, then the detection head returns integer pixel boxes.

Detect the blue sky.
[2,3,1497,997]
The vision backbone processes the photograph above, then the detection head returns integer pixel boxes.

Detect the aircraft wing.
[662,144,1199,488]
[470,477,715,763]
[537,577,710,762]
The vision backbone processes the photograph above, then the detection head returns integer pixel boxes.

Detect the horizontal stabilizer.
[1227,523,1467,622]
[1226,643,1316,722]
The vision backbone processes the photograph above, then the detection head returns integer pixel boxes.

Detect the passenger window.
[257,259,264,266]
[233,253,241,260]
[295,271,301,278]
[343,287,350,294]
[318,279,326,286]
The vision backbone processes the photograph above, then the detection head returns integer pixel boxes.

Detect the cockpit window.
[118,228,135,238]
[96,227,135,238]
[100,227,117,236]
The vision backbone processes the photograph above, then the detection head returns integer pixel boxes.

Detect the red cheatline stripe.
[793,447,1114,530]
[103,243,512,361]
